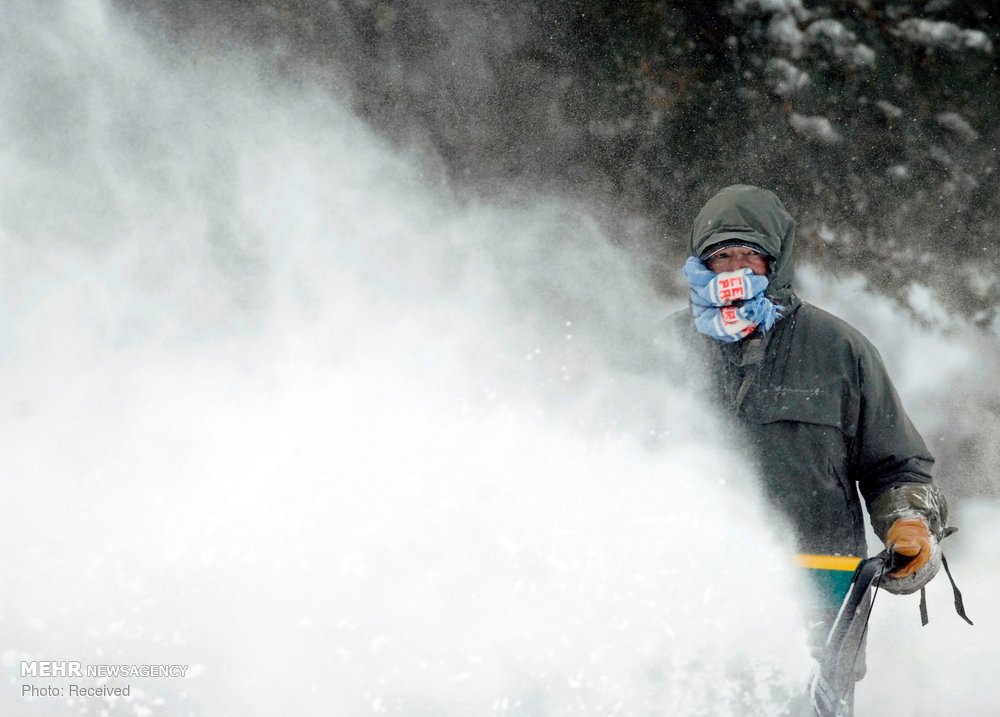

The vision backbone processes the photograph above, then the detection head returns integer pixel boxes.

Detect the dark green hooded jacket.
[676,185,947,557]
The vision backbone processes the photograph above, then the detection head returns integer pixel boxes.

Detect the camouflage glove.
[870,485,972,623]
[869,483,948,541]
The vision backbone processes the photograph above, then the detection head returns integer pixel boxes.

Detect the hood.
[689,184,796,297]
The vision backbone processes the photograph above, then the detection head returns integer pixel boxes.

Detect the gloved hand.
[885,518,932,578]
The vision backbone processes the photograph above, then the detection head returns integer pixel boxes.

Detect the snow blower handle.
[811,546,972,716]
[810,551,892,717]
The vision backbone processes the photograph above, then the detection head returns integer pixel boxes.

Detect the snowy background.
[1,1,997,716]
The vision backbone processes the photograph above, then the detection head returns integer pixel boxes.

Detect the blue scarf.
[683,256,783,342]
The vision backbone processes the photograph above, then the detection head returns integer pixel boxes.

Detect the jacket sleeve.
[850,340,947,540]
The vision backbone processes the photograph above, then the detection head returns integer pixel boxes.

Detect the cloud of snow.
[0,2,815,716]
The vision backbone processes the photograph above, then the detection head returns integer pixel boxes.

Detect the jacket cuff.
[869,483,949,541]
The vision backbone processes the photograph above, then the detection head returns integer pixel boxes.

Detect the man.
[672,184,950,708]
